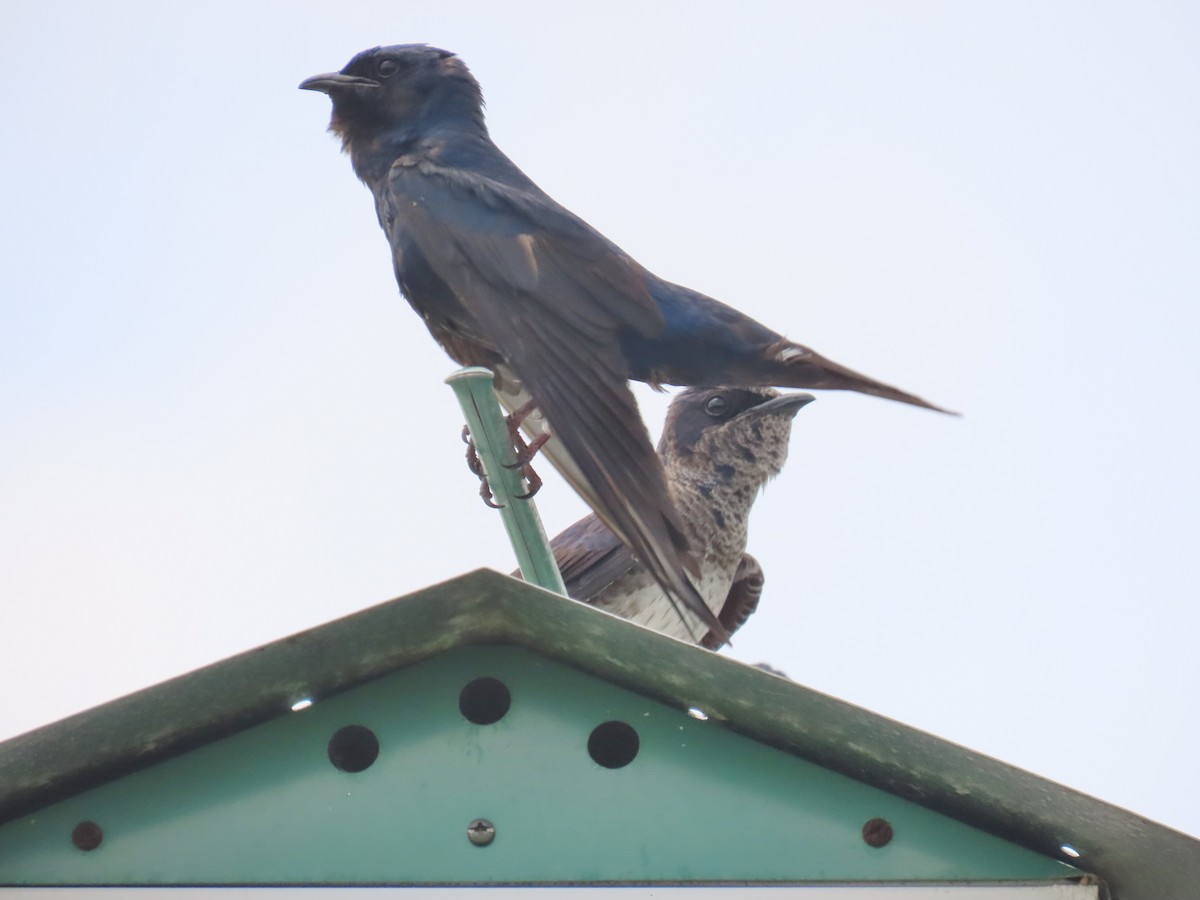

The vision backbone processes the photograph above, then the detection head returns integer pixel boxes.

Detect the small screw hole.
[71,821,103,851]
[862,817,893,848]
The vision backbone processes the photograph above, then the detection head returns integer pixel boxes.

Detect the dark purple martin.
[546,387,812,647]
[300,44,951,643]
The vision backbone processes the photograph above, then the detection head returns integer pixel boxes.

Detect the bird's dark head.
[300,44,484,153]
[660,387,814,485]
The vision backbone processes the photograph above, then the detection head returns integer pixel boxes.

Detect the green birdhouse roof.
[0,570,1195,897]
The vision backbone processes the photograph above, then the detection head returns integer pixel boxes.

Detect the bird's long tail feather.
[768,340,958,415]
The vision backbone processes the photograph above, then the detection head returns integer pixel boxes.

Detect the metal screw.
[467,817,496,846]
[71,821,103,851]
[862,817,893,848]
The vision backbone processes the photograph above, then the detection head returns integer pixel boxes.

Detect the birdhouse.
[0,571,1194,898]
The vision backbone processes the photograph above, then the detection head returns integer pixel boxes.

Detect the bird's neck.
[669,467,760,562]
[347,118,533,191]
[345,124,414,183]
[664,425,790,564]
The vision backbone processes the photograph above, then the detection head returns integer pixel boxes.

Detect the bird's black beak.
[744,392,816,419]
[298,72,381,94]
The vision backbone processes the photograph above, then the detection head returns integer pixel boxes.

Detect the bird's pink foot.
[462,425,503,509]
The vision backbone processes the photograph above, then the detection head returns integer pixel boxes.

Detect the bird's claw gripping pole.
[446,367,568,596]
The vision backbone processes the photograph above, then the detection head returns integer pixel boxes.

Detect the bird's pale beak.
[745,392,816,419]
[298,72,381,94]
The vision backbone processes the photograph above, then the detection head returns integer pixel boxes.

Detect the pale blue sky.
[2,1,1198,841]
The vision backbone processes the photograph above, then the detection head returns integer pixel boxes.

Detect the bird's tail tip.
[915,397,962,417]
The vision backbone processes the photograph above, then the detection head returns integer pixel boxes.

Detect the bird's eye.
[705,395,728,417]
[377,59,400,78]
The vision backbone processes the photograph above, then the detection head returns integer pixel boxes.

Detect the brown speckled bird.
[546,387,813,646]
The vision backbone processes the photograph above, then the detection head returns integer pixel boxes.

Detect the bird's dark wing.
[549,511,637,600]
[385,155,664,344]
[700,553,765,650]
[384,156,727,642]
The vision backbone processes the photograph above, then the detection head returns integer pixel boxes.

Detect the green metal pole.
[446,367,568,596]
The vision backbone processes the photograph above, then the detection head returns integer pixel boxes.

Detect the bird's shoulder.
[379,141,664,335]
[551,512,637,601]
[385,141,582,238]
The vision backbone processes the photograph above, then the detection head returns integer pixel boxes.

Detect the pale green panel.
[0,646,1073,885]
